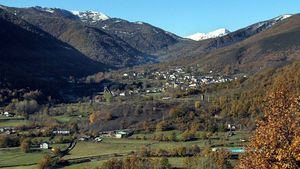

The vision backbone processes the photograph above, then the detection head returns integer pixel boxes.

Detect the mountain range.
[161,14,300,74]
[0,4,299,94]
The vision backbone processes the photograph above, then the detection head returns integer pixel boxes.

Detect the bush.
[180,130,196,141]
[20,138,31,153]
[159,157,172,169]
[167,131,177,141]
[101,158,123,169]
[156,121,168,132]
[38,155,57,169]
[0,135,20,148]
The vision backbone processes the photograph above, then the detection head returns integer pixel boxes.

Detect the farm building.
[52,129,70,135]
[115,130,132,138]
[40,142,50,149]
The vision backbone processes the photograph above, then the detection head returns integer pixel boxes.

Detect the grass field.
[1,165,36,169]
[0,131,249,168]
[64,138,154,159]
[0,143,69,168]
[0,120,30,127]
[0,149,47,167]
[0,116,25,120]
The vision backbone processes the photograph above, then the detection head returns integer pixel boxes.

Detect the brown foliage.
[20,138,31,153]
[37,155,52,169]
[236,88,300,169]
[89,112,97,124]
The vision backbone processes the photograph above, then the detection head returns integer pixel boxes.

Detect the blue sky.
[0,0,299,36]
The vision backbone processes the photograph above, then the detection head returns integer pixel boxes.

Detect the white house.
[40,142,49,149]
[115,131,131,138]
[3,112,14,117]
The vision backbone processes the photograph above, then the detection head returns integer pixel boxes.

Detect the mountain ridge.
[161,14,300,74]
[0,8,109,94]
[4,6,156,68]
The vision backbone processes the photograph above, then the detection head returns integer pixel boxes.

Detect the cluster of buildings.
[99,130,133,138]
[1,111,15,117]
[78,130,133,142]
[0,112,17,135]
[0,126,16,135]
[150,67,233,90]
[91,67,236,101]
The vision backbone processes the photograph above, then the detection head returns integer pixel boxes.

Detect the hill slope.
[92,18,182,54]
[157,15,293,61]
[160,14,300,73]
[6,6,155,67]
[0,9,106,89]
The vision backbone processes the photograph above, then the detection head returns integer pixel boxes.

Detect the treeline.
[138,145,201,157]
[99,156,172,169]
[79,148,233,169]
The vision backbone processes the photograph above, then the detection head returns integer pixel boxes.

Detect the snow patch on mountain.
[249,14,293,30]
[72,11,110,23]
[135,21,144,25]
[186,28,230,41]
[274,14,292,21]
[33,6,55,13]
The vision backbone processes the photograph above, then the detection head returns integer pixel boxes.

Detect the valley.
[0,3,299,169]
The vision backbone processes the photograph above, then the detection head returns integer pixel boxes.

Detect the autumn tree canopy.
[236,88,300,169]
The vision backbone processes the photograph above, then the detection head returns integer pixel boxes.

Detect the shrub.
[20,138,31,153]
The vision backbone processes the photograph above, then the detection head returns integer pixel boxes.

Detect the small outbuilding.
[94,137,102,142]
[115,130,132,138]
[40,142,50,149]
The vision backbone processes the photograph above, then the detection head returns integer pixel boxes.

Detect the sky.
[0,0,299,37]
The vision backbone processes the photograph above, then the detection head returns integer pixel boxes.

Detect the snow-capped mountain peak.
[186,28,230,41]
[72,10,110,23]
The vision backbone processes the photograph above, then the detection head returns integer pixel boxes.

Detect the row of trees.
[138,145,201,157]
[5,99,39,118]
[184,149,233,169]
[0,136,31,153]
[100,155,171,169]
